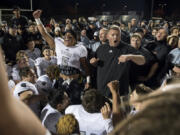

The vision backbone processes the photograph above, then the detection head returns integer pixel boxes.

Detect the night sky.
[0,0,179,19]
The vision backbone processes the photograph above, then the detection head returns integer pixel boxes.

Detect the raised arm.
[90,57,99,67]
[0,50,47,135]
[80,57,91,89]
[101,102,113,133]
[36,64,42,77]
[33,10,55,49]
[107,80,122,127]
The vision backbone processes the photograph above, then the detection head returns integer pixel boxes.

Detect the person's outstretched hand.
[90,57,99,66]
[101,102,111,119]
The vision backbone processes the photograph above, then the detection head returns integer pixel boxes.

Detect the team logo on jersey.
[109,50,113,53]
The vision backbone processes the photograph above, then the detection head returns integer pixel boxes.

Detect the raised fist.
[33,10,42,19]
[90,57,99,65]
[107,80,119,94]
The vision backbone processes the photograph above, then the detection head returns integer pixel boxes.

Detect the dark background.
[0,0,180,20]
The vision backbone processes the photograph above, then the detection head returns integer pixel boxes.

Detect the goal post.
[0,0,33,23]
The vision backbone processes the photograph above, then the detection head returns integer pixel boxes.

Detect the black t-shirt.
[130,47,157,86]
[145,40,170,64]
[144,40,171,87]
[86,27,97,40]
[121,30,130,44]
[95,42,141,97]
[0,33,24,63]
[131,47,157,75]
[54,78,84,105]
[11,15,28,29]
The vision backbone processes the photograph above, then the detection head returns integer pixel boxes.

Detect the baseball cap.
[9,24,17,29]
[12,6,20,11]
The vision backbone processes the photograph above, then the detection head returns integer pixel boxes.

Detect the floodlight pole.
[30,0,33,11]
[0,10,2,23]
[151,0,154,18]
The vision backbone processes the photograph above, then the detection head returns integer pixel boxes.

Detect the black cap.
[12,6,20,11]
[2,21,7,25]
[9,24,17,29]
[28,22,36,27]
[141,25,148,30]
[135,28,144,33]
[174,63,180,68]
[59,24,65,28]
[89,22,95,25]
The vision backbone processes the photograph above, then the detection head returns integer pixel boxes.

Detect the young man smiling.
[33,10,90,89]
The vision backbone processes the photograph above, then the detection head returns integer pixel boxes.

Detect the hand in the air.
[33,10,42,19]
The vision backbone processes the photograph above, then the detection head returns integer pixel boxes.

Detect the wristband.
[86,76,91,83]
[35,18,42,25]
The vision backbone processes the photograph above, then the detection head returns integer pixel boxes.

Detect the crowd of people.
[0,5,180,135]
